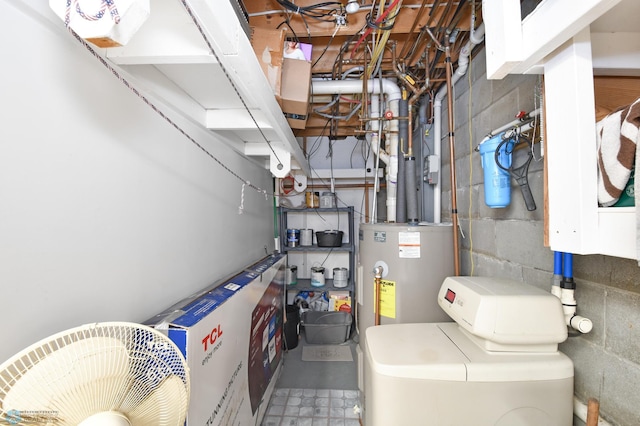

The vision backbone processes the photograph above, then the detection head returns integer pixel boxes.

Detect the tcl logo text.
[202,324,223,351]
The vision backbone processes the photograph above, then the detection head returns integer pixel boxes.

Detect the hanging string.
[179,0,284,170]
[62,24,273,200]
[239,182,247,214]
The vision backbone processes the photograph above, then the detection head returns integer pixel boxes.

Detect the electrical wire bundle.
[349,0,403,78]
[275,0,344,23]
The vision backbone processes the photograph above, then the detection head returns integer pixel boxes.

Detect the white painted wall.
[0,1,275,363]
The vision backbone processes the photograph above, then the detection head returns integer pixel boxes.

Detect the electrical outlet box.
[424,155,439,184]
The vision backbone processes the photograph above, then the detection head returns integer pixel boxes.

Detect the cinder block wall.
[438,48,640,426]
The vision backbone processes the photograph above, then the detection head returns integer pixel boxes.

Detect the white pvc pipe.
[560,288,593,333]
[312,78,401,99]
[367,94,390,165]
[433,96,442,223]
[312,78,401,222]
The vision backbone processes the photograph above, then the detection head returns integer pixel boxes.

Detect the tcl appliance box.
[281,58,311,129]
[145,254,286,425]
[250,27,286,104]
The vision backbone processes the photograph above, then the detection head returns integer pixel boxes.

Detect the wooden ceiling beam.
[246,1,469,38]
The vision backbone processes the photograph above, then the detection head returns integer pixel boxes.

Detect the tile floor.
[261,388,362,426]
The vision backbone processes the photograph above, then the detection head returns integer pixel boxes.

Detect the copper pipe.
[444,41,460,276]
[445,0,468,35]
[306,182,378,189]
[373,266,384,326]
[304,181,381,221]
[362,40,369,134]
[402,0,441,64]
[586,398,600,426]
[398,0,432,59]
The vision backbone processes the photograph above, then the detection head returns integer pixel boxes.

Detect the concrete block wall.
[439,48,640,426]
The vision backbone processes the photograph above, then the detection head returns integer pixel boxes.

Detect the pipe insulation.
[405,156,419,223]
[432,23,485,223]
[312,79,402,222]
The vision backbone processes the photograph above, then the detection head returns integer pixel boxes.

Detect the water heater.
[357,223,455,391]
[358,222,454,327]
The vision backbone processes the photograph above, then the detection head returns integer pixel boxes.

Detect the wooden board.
[594,76,640,121]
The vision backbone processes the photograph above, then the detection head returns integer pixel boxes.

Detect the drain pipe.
[559,252,593,334]
[312,79,401,222]
[433,23,485,224]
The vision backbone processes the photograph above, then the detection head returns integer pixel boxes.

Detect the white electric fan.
[0,322,189,425]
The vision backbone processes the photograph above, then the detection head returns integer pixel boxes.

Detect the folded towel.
[596,98,640,206]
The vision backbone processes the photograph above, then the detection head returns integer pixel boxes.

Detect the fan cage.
[0,322,189,426]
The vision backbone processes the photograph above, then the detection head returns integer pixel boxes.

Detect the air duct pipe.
[432,23,485,223]
[312,79,402,222]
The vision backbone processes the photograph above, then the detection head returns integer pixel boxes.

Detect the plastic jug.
[479,134,513,208]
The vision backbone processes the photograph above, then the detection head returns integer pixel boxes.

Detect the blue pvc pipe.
[554,251,563,275]
[563,252,573,279]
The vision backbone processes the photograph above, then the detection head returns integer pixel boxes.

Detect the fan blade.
[2,337,130,425]
[125,376,188,426]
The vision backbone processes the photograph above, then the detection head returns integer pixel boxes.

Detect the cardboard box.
[283,41,313,62]
[328,291,352,313]
[250,27,286,102]
[281,58,311,129]
[145,254,286,425]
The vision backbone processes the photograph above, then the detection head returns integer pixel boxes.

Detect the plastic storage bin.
[302,311,352,344]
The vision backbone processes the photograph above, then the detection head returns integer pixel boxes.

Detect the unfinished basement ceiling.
[87,0,634,177]
[245,0,483,138]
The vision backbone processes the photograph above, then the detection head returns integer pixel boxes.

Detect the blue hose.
[554,251,563,275]
[563,252,573,279]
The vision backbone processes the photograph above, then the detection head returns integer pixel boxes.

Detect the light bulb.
[346,0,359,14]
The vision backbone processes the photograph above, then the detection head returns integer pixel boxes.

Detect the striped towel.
[596,98,640,206]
